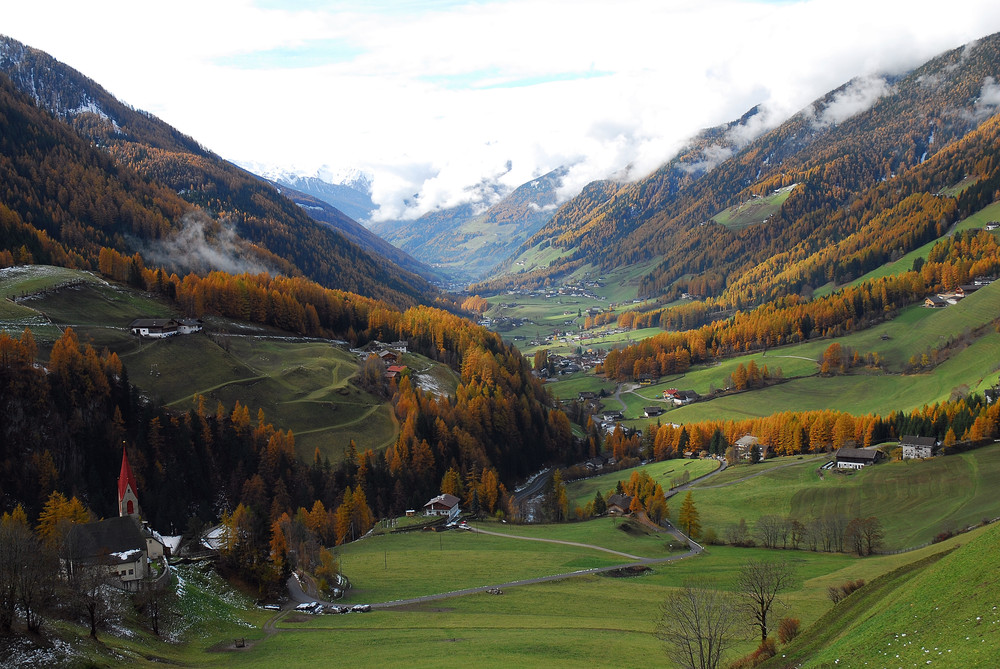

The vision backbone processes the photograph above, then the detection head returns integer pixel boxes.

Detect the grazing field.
[130,336,398,459]
[767,522,1000,668]
[334,525,636,604]
[689,454,824,487]
[565,459,720,510]
[545,371,617,400]
[671,331,1000,423]
[712,184,796,230]
[684,445,1000,550]
[242,533,978,669]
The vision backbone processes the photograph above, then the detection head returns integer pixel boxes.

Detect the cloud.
[5,0,1000,222]
[812,76,895,129]
[144,211,273,276]
[976,76,1000,112]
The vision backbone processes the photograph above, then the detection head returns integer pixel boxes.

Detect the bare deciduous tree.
[737,558,796,643]
[655,580,741,669]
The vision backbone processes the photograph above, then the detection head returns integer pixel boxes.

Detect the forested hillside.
[485,34,1000,305]
[0,259,575,591]
[0,35,438,308]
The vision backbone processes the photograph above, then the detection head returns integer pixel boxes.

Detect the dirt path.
[470,527,645,561]
[691,454,828,489]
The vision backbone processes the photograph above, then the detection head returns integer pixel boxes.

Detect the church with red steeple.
[118,447,140,518]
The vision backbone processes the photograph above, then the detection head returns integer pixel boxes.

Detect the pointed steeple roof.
[118,447,138,503]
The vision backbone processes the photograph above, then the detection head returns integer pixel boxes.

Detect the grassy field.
[671,331,1000,423]
[683,445,1000,550]
[239,532,979,669]
[766,521,1000,668]
[27,526,984,669]
[26,497,993,668]
[565,458,721,510]
[333,524,645,604]
[712,185,796,231]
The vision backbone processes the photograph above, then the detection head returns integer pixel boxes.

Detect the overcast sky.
[6,1,1000,221]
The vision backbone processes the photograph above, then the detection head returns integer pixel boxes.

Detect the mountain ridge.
[481,33,1000,304]
[0,34,438,308]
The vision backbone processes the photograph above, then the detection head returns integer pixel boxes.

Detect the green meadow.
[237,532,980,669]
[565,458,720,510]
[766,521,1000,668]
[686,445,1000,549]
[712,185,795,231]
[814,199,1000,299]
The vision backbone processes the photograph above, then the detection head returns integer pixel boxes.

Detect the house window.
[127,500,134,515]
[129,569,134,575]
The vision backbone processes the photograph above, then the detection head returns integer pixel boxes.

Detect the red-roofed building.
[118,448,140,518]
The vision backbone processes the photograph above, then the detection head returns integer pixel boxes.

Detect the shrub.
[777,617,800,644]
[702,527,719,545]
[933,529,955,543]
[727,638,777,669]
[828,579,865,604]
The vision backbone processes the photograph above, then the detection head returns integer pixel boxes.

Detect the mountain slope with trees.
[485,33,1000,305]
[0,35,438,308]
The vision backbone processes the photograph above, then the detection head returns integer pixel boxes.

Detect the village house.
[423,493,461,520]
[734,435,760,461]
[900,435,937,459]
[605,493,634,515]
[385,364,407,380]
[923,295,948,308]
[834,447,882,469]
[670,390,699,406]
[129,317,202,338]
[129,318,178,338]
[644,406,665,417]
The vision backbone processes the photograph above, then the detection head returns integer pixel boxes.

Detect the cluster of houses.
[924,277,993,308]
[725,433,939,469]
[833,435,938,468]
[128,317,203,338]
[533,351,604,378]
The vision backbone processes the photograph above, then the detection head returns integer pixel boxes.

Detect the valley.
[4,18,1000,669]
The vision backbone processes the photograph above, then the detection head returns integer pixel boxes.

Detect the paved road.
[511,468,552,506]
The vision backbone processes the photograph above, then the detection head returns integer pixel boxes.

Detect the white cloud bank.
[5,1,1000,222]
[812,76,896,129]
